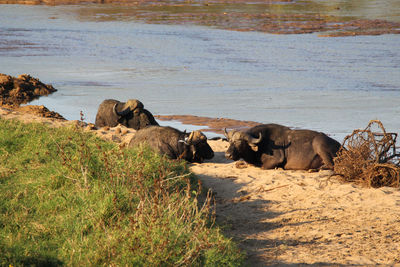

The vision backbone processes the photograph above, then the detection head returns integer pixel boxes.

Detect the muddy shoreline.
[2,0,400,36]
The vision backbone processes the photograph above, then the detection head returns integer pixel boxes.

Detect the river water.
[0,4,399,142]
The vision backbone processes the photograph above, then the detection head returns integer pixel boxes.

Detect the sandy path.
[2,107,400,266]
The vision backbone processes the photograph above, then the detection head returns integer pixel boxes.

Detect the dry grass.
[334,120,400,188]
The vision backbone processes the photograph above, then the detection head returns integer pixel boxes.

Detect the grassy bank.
[0,118,243,266]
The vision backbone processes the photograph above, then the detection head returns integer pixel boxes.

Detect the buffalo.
[129,126,214,163]
[95,99,158,130]
[224,124,341,170]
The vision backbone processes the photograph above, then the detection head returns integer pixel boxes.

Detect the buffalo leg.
[314,146,334,170]
[313,135,339,170]
[260,150,285,169]
[318,151,334,170]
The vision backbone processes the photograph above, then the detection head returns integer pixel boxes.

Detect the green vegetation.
[0,118,243,266]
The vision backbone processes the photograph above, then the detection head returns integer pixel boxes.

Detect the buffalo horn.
[223,128,229,138]
[187,131,194,144]
[247,132,262,144]
[178,137,189,145]
[113,104,131,117]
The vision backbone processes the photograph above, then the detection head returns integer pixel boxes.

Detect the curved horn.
[178,130,189,145]
[223,128,229,138]
[126,99,144,112]
[112,104,118,116]
[185,131,194,145]
[113,103,131,117]
[248,132,262,144]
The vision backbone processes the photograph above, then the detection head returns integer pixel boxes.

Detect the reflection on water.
[0,5,399,142]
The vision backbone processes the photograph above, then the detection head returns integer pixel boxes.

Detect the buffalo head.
[224,128,262,161]
[180,130,214,163]
[95,99,158,130]
[113,99,144,118]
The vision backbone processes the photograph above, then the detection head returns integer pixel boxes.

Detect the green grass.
[0,118,244,266]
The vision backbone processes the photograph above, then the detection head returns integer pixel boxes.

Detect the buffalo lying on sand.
[129,126,214,163]
[224,124,341,170]
[95,99,158,130]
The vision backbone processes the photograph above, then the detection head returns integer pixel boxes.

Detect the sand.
[195,140,400,266]
[1,106,400,266]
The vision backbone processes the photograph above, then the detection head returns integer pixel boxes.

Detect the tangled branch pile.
[334,120,400,188]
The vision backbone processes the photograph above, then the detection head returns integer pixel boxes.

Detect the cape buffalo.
[224,124,341,170]
[95,99,158,130]
[129,126,214,163]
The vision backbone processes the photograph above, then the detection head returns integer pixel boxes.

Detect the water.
[0,5,399,142]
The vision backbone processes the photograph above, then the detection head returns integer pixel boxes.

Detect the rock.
[0,73,57,106]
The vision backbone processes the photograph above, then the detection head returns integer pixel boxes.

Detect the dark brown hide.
[225,124,341,170]
[129,126,214,163]
[94,99,158,130]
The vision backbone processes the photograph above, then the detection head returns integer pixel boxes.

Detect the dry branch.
[334,120,400,188]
